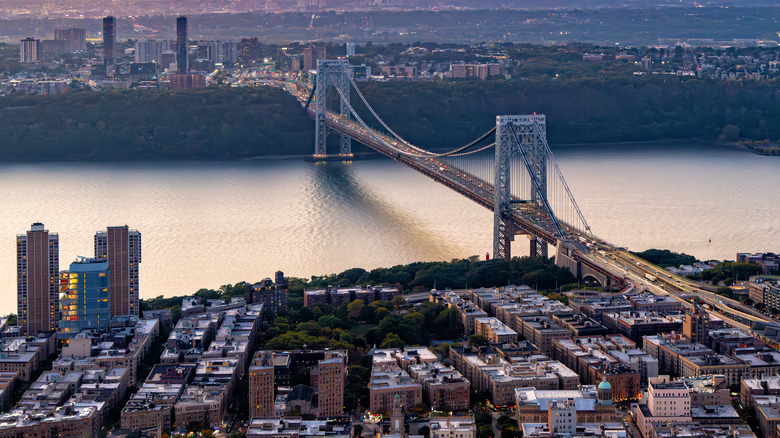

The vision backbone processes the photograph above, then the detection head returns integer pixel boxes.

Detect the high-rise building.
[170,73,206,89]
[222,41,238,64]
[103,16,116,67]
[17,223,59,334]
[248,351,275,418]
[238,37,260,64]
[58,258,110,338]
[19,37,39,63]
[54,28,86,52]
[683,305,710,345]
[135,39,160,63]
[94,226,141,317]
[197,41,218,62]
[345,42,356,57]
[246,271,289,315]
[303,44,326,71]
[316,351,346,418]
[176,16,188,73]
[38,39,69,61]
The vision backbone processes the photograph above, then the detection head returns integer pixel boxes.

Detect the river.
[0,140,776,316]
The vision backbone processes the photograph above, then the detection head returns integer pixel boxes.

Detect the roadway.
[587,248,769,331]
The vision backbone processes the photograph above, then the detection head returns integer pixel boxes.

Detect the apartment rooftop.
[515,386,599,410]
[247,417,303,437]
[429,415,476,432]
[685,354,745,367]
[475,317,516,336]
[408,362,468,385]
[611,312,684,325]
[370,365,421,390]
[0,403,97,428]
[690,404,740,420]
[742,375,780,392]
[733,349,780,367]
[652,380,689,390]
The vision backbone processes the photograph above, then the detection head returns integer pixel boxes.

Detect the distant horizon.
[1,6,779,47]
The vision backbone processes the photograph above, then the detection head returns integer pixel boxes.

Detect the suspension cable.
[304,82,317,109]
[348,76,496,157]
[534,120,593,238]
[508,124,566,241]
[333,82,498,160]
[330,83,430,157]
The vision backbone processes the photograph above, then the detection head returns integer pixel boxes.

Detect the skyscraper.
[103,16,115,67]
[54,28,86,53]
[59,258,110,338]
[303,44,326,71]
[134,39,160,63]
[176,16,188,73]
[19,37,40,63]
[238,37,260,64]
[95,226,141,317]
[17,223,59,335]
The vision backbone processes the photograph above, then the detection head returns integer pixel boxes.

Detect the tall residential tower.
[17,223,59,334]
[103,16,115,67]
[176,16,188,73]
[95,226,141,317]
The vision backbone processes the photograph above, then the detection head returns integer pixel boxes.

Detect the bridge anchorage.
[292,62,624,289]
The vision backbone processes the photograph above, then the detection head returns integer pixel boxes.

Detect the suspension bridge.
[274,59,627,289]
[272,58,778,337]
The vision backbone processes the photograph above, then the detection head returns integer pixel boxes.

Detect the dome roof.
[598,380,612,390]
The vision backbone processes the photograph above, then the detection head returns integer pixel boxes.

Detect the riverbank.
[737,140,780,156]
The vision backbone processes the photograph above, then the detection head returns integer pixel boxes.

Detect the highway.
[587,247,770,330]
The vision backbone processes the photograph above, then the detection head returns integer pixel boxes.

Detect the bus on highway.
[645,273,657,282]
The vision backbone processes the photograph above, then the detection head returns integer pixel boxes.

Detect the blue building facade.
[59,258,110,338]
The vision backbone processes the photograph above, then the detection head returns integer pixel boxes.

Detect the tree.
[347,300,365,320]
[380,333,404,348]
[720,124,740,142]
[186,421,206,432]
[468,334,489,348]
[413,402,431,416]
[716,286,735,299]
[392,295,407,309]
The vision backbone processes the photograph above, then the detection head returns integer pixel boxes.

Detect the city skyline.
[0,1,777,436]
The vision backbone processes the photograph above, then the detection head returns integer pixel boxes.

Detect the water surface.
[0,141,775,315]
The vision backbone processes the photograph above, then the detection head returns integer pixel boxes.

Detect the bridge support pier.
[554,242,619,291]
[529,237,548,259]
[314,59,353,158]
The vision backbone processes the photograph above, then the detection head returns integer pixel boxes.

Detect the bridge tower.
[314,59,352,157]
[493,115,549,261]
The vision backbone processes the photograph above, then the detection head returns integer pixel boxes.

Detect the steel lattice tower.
[493,115,549,260]
[314,59,352,157]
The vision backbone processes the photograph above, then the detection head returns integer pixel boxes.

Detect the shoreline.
[0,139,757,163]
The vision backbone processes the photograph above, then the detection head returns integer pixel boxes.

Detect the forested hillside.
[1,76,778,160]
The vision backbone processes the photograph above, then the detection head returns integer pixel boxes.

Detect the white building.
[429,416,476,438]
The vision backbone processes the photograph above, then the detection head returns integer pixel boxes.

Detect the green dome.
[598,380,612,390]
